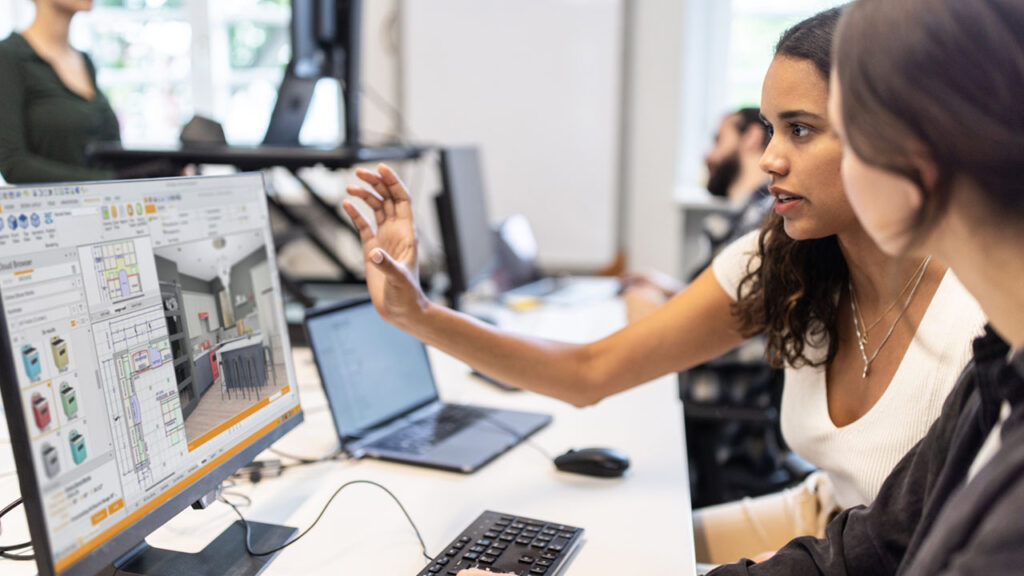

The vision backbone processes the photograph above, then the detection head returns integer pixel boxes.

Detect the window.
[726,0,846,108]
[2,0,338,148]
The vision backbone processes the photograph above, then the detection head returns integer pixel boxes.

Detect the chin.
[781,219,830,242]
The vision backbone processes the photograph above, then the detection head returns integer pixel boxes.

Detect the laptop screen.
[305,300,437,438]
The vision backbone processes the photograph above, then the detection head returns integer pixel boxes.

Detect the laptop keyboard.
[416,510,583,575]
[368,405,486,455]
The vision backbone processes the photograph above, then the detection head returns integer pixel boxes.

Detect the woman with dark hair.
[0,0,121,183]
[705,0,1024,572]
[344,5,986,569]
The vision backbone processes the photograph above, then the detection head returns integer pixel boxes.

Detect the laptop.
[303,297,552,473]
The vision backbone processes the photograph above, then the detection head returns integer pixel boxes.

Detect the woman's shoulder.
[0,33,32,67]
[711,229,762,300]
[929,269,987,331]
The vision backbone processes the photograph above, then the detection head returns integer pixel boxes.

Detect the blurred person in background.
[0,0,181,183]
[621,108,771,322]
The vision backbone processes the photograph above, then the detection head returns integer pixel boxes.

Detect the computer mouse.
[553,447,630,478]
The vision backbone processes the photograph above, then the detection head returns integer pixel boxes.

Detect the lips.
[770,186,805,215]
[769,186,804,202]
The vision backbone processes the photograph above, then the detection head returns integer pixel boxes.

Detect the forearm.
[401,302,603,407]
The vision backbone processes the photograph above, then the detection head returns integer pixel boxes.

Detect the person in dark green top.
[0,0,121,184]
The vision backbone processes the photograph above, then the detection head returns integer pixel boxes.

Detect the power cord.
[0,498,33,561]
[232,448,348,483]
[219,479,433,563]
[472,408,556,461]
[267,446,345,465]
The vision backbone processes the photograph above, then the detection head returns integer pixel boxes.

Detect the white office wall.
[400,0,624,271]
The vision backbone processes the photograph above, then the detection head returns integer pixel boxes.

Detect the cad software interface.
[0,175,300,573]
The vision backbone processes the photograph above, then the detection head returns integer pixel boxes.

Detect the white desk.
[0,299,695,575]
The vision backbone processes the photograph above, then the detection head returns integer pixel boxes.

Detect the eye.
[790,124,810,138]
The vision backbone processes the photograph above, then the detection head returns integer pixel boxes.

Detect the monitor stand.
[105,520,297,576]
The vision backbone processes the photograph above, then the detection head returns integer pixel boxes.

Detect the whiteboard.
[401,0,623,269]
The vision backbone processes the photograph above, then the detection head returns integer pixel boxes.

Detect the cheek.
[842,155,920,251]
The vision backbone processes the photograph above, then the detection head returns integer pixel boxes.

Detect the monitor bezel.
[0,174,304,576]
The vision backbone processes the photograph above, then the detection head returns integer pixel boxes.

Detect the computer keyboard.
[368,405,485,455]
[416,510,583,576]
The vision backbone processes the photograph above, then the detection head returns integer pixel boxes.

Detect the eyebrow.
[778,110,825,122]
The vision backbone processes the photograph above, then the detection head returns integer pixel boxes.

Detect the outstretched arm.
[342,164,747,407]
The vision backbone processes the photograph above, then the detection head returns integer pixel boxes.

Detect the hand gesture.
[342,163,427,325]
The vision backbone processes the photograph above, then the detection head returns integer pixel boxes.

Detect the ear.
[910,149,939,209]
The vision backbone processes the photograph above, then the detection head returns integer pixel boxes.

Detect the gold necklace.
[849,256,931,379]
[851,256,932,344]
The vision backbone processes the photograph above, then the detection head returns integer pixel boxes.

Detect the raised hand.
[342,163,428,326]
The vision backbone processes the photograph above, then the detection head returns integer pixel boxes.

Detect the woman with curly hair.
[343,5,985,566]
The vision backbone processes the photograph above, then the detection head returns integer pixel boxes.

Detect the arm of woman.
[0,47,115,183]
[343,164,747,407]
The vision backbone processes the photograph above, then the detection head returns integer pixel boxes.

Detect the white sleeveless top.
[712,230,986,508]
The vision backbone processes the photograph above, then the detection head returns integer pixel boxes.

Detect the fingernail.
[371,249,384,264]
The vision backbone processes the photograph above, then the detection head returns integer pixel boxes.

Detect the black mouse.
[553,447,630,478]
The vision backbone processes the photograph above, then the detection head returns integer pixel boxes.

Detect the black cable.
[473,408,556,461]
[220,479,432,563]
[0,498,34,561]
[267,446,344,465]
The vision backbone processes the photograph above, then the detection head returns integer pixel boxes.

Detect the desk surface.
[0,299,695,575]
[86,142,424,171]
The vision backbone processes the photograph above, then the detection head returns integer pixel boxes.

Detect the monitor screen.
[305,300,436,439]
[437,147,497,302]
[0,174,302,576]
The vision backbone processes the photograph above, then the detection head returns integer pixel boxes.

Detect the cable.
[220,479,432,563]
[0,498,33,561]
[267,446,344,465]
[472,409,556,461]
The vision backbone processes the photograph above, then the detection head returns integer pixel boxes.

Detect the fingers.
[368,247,403,279]
[355,167,396,218]
[355,164,413,220]
[346,185,386,225]
[377,163,411,203]
[341,200,376,244]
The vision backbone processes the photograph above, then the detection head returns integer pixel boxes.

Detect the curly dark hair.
[732,6,847,369]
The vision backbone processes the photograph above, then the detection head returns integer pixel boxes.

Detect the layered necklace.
[849,256,932,379]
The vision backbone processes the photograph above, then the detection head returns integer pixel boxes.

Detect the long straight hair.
[835,0,1024,242]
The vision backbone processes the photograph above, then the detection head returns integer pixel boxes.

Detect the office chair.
[680,339,815,509]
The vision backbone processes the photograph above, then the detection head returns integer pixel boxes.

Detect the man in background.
[621,107,771,319]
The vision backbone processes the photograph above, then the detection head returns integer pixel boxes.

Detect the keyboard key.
[479,555,497,564]
[518,555,536,564]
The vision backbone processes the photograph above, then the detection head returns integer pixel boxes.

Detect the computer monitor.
[436,147,544,306]
[435,147,499,305]
[0,174,303,576]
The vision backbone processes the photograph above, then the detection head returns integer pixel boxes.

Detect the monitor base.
[108,520,297,576]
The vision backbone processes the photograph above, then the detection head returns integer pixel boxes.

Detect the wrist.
[393,293,435,333]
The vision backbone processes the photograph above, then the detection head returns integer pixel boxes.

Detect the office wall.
[400,0,624,271]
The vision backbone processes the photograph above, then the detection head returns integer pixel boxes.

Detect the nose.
[758,137,788,179]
